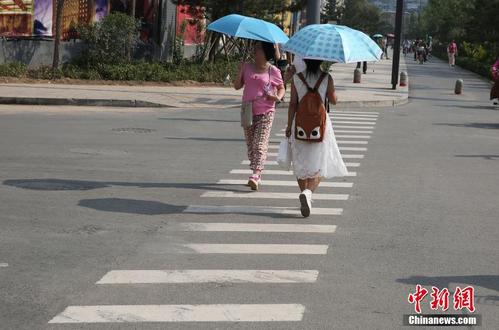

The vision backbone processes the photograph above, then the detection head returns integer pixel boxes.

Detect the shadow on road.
[2,178,243,192]
[455,155,499,160]
[79,198,186,215]
[433,122,499,129]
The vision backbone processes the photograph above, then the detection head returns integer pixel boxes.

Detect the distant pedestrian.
[491,56,499,106]
[356,61,367,74]
[234,41,285,190]
[285,59,348,217]
[381,38,388,59]
[447,40,458,67]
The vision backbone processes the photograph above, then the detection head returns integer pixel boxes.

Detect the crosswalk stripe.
[333,121,376,125]
[177,223,337,233]
[334,130,373,134]
[201,191,349,200]
[0,263,8,267]
[330,116,377,121]
[274,133,370,139]
[96,270,320,284]
[332,113,378,118]
[241,160,360,167]
[229,169,357,176]
[333,125,374,129]
[49,304,306,323]
[182,243,329,254]
[337,141,368,145]
[331,110,379,114]
[217,179,353,187]
[339,147,367,151]
[340,154,364,159]
[335,135,371,139]
[183,205,343,215]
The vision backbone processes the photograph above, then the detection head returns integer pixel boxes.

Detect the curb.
[0,97,169,108]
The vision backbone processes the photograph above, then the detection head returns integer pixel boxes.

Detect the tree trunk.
[52,0,64,73]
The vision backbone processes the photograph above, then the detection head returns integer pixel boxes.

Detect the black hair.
[260,41,275,62]
[304,59,323,76]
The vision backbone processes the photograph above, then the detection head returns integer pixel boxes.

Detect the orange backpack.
[295,72,328,142]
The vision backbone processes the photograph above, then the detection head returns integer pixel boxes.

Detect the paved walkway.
[0,54,407,109]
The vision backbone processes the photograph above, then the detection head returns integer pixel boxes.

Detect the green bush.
[0,62,28,77]
[75,12,139,67]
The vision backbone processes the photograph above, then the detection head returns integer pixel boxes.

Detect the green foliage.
[75,12,139,67]
[0,60,239,84]
[340,0,384,35]
[0,62,28,77]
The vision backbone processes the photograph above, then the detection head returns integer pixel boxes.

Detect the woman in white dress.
[285,59,349,217]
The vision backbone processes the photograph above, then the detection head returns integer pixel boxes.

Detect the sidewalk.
[0,55,407,109]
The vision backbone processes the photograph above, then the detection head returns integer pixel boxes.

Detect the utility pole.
[391,0,404,89]
[307,0,321,25]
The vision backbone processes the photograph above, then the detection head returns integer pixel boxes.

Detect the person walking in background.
[447,40,458,67]
[234,41,285,191]
[491,56,499,106]
[356,61,367,74]
[285,59,348,217]
[381,37,387,59]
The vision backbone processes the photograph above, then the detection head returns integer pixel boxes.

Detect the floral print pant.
[243,111,275,172]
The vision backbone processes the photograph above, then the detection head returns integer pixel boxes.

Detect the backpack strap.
[313,72,328,91]
[297,72,312,91]
[297,72,327,92]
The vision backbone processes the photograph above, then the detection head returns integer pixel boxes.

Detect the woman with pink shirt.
[491,56,499,106]
[234,41,285,190]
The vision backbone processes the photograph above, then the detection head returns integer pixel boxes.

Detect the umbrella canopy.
[373,33,383,38]
[283,24,383,63]
[207,14,289,44]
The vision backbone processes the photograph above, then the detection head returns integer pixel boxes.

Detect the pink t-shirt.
[242,63,284,116]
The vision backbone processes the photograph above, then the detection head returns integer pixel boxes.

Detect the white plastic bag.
[277,138,292,170]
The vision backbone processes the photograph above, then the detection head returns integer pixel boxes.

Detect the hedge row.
[0,60,239,83]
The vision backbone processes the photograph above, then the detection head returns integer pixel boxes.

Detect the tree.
[52,0,64,71]
[341,0,383,35]
[322,0,339,23]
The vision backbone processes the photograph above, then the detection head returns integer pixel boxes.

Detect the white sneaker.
[493,99,498,106]
[299,189,312,217]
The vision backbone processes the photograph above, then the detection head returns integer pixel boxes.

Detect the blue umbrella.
[207,14,289,44]
[283,24,383,63]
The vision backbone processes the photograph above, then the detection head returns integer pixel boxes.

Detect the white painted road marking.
[182,243,329,254]
[0,263,8,267]
[201,191,349,200]
[183,205,343,215]
[333,125,374,129]
[339,154,364,159]
[332,113,378,118]
[230,169,357,176]
[337,141,369,145]
[330,117,377,121]
[331,110,379,114]
[49,304,306,323]
[333,121,376,125]
[217,179,353,187]
[177,222,337,233]
[97,269,320,284]
[339,147,367,151]
[241,160,360,167]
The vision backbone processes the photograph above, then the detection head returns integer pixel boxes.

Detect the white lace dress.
[290,71,349,179]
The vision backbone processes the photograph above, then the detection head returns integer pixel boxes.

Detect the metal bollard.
[455,79,463,94]
[400,71,408,87]
[353,68,362,83]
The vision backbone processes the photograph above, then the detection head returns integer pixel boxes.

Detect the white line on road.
[331,113,379,118]
[177,223,337,233]
[333,121,376,125]
[0,263,8,267]
[333,125,374,129]
[230,169,357,176]
[330,117,377,121]
[331,111,379,114]
[182,243,329,254]
[340,154,364,159]
[96,269,320,284]
[217,179,353,187]
[183,205,343,215]
[241,160,360,167]
[337,141,369,145]
[201,191,349,200]
[334,130,373,134]
[339,147,367,151]
[49,304,306,323]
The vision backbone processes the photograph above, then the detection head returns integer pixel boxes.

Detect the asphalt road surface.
[1,57,498,330]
